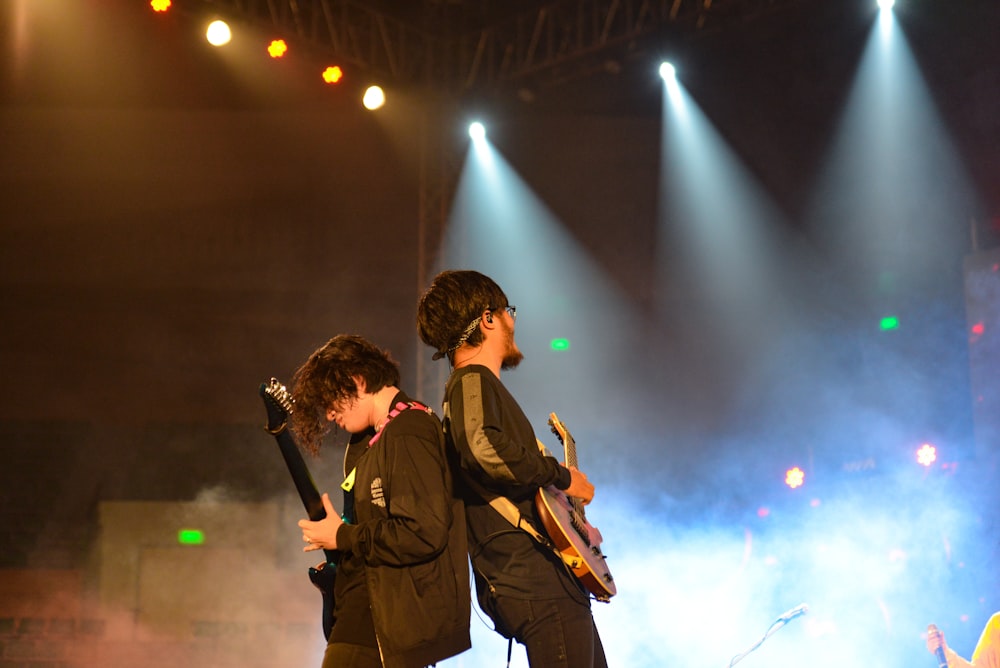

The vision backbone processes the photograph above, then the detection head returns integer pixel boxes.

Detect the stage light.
[206,20,231,47]
[550,338,571,351]
[916,443,937,466]
[659,62,677,81]
[785,466,805,489]
[970,321,985,343]
[322,66,344,84]
[469,122,486,141]
[267,40,288,59]
[877,0,895,9]
[879,316,899,331]
[363,86,385,110]
[150,0,171,11]
[177,528,205,545]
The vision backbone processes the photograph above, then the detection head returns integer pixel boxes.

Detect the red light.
[267,40,288,58]
[322,66,344,84]
[150,0,171,11]
[970,322,985,344]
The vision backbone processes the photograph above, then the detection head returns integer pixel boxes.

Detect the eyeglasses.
[436,304,518,360]
[486,305,516,319]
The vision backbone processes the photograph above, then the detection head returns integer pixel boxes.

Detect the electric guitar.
[259,378,338,639]
[535,413,616,602]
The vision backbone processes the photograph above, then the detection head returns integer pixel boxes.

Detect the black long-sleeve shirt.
[443,365,588,604]
[332,391,471,668]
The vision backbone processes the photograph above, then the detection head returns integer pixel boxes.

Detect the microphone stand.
[728,605,808,668]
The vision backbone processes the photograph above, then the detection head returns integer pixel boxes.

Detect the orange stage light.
[150,0,171,11]
[322,66,344,84]
[267,40,288,58]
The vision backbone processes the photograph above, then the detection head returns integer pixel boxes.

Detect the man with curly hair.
[292,334,470,668]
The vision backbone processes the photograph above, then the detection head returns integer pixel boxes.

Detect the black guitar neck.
[260,380,337,563]
[275,426,337,556]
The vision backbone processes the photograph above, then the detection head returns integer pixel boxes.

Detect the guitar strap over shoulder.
[342,400,433,493]
[464,473,551,546]
[460,443,585,571]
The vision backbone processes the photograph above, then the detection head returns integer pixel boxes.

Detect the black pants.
[492,595,608,668]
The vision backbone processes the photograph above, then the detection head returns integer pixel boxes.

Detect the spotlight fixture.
[659,61,676,81]
[468,122,486,141]
[322,66,344,84]
[267,39,288,59]
[916,443,937,467]
[784,466,805,489]
[877,0,895,9]
[206,20,231,46]
[363,86,385,110]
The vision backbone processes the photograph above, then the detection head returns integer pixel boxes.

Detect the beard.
[499,320,524,370]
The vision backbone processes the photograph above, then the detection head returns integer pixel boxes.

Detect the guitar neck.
[274,427,325,522]
[563,435,578,471]
[277,428,340,563]
[260,379,338,563]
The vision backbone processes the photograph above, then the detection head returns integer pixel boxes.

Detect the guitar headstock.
[259,377,295,434]
[548,412,579,474]
[548,412,575,450]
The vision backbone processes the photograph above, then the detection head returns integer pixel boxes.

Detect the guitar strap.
[341,400,433,494]
[463,473,551,546]
[460,442,584,571]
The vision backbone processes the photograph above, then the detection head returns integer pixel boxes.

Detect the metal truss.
[189,0,806,93]
[191,0,437,83]
[447,0,805,90]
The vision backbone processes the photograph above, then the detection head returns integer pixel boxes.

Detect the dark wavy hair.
[290,334,400,454]
[416,270,509,364]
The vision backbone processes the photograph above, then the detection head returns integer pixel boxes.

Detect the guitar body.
[535,486,616,601]
[308,561,337,635]
[535,413,616,602]
[259,378,339,640]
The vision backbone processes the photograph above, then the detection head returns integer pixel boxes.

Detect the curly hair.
[416,270,509,365]
[290,334,400,454]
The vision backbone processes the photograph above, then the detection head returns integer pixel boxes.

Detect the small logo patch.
[371,477,385,507]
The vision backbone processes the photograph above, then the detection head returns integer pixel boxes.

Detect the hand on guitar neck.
[564,466,594,505]
[300,493,344,552]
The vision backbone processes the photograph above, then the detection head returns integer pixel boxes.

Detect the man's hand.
[298,493,343,552]
[564,466,595,505]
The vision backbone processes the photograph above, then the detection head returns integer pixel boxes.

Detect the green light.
[550,338,570,351]
[178,529,205,545]
[880,316,899,331]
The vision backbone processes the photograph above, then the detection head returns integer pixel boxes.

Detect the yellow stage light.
[267,40,288,59]
[322,66,344,84]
